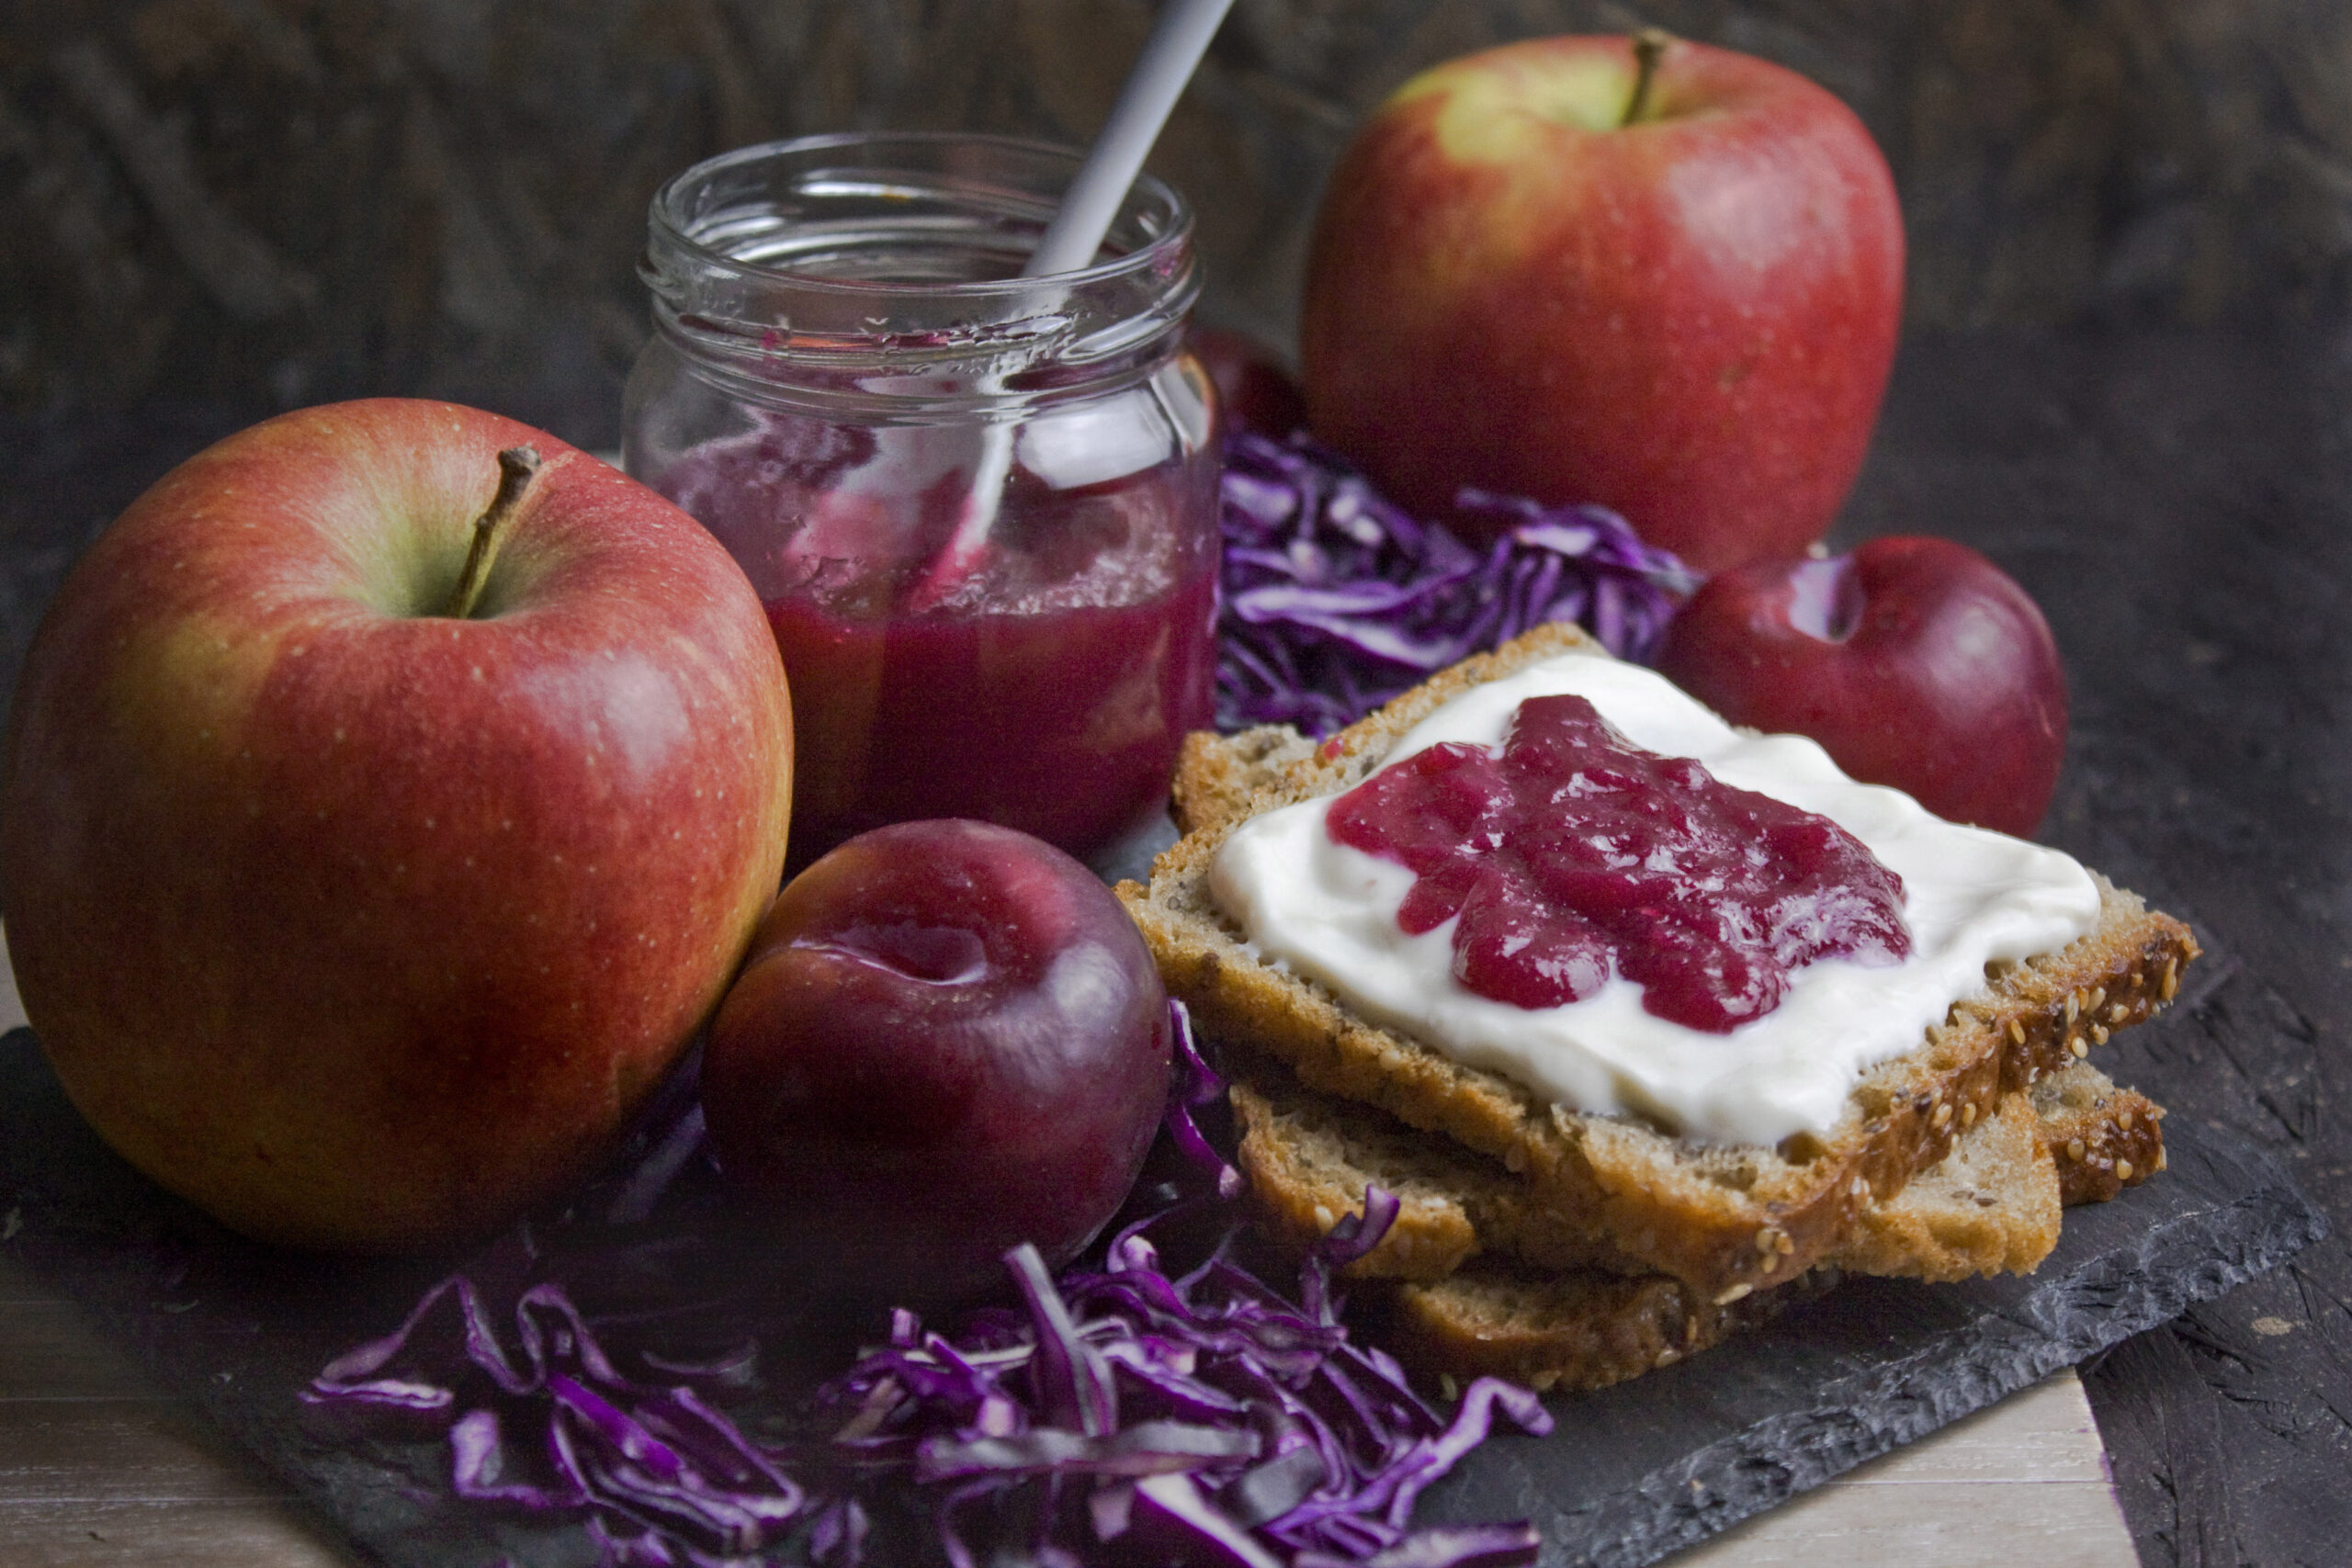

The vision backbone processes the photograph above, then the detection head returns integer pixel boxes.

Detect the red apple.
[0,400,795,1252]
[1300,32,1904,573]
[1654,536,2067,837]
[702,819,1170,1303]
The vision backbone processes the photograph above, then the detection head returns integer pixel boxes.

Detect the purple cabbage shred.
[306,1182,1551,1567]
[1165,999,1245,1201]
[1216,432,1695,736]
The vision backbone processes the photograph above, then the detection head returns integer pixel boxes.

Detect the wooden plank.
[0,1306,164,1404]
[0,1258,356,1561]
[1668,1370,2138,1568]
[0,1398,300,1505]
[0,1497,357,1568]
[0,1252,361,1564]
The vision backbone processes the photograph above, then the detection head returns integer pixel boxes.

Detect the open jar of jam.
[624,132,1219,872]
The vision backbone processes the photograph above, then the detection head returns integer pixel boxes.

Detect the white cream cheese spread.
[1206,652,2102,1145]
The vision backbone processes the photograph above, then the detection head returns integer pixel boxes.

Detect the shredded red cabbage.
[302,1008,1550,1567]
[1217,432,1694,736]
[1166,999,1245,1201]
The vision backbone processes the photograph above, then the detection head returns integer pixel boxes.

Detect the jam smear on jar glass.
[1326,694,1911,1032]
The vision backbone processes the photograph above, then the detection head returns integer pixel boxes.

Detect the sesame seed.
[1962,1102,1978,1127]
[2071,1037,2090,1058]
[1313,1204,1334,1230]
[1933,1102,1953,1128]
[1758,1254,1778,1273]
[2116,1159,2134,1181]
[2089,986,2106,1010]
[2065,993,2081,1023]
[2067,1138,2086,1162]
[1777,1233,1794,1255]
[1756,1227,1779,1253]
[1656,1349,1679,1368]
[1715,1282,1755,1305]
[2008,1020,2027,1045]
[2156,1149,2167,1171]
[2109,1003,2130,1024]
[2091,1024,2110,1045]
[2161,958,2179,1001]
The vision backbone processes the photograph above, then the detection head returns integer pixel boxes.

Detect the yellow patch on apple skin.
[103,609,275,780]
[1401,51,1636,164]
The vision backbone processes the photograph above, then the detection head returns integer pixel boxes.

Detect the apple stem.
[443,446,541,620]
[1622,28,1671,128]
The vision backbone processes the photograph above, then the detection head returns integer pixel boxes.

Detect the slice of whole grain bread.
[1348,1067,2161,1395]
[1232,1057,2079,1286]
[1363,1259,1842,1395]
[2035,1063,2165,1203]
[1228,1055,2157,1291]
[1117,623,2199,1303]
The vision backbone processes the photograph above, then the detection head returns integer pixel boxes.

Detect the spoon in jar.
[898,0,1237,611]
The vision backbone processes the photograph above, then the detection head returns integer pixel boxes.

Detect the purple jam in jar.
[625,134,1219,872]
[1326,693,1911,1031]
[657,411,1216,868]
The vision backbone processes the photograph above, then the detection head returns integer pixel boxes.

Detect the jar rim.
[646,130,1193,299]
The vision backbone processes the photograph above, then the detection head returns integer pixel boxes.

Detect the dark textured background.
[4,5,2351,1567]
[6,0,2352,429]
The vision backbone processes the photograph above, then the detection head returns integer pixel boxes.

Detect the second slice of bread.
[1230,1055,2157,1291]
[1118,624,2198,1304]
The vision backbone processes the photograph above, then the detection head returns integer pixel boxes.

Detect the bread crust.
[2034,1064,2165,1203]
[1367,1259,1841,1395]
[1118,625,2199,1303]
[1244,1067,2135,1393]
[1229,1055,2121,1288]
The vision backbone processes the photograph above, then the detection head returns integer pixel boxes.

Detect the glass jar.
[625,132,1220,873]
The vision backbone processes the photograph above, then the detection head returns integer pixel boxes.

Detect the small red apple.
[1654,536,2067,837]
[1300,31,1904,573]
[1,400,795,1251]
[702,819,1170,1303]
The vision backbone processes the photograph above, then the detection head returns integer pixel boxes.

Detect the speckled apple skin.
[0,400,794,1253]
[1302,34,1905,575]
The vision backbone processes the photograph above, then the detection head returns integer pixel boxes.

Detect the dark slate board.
[0,1021,2324,1568]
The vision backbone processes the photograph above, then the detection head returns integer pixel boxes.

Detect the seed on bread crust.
[2030,1066,2165,1205]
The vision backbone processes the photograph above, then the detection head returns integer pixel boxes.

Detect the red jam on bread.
[1326,692,1909,1031]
